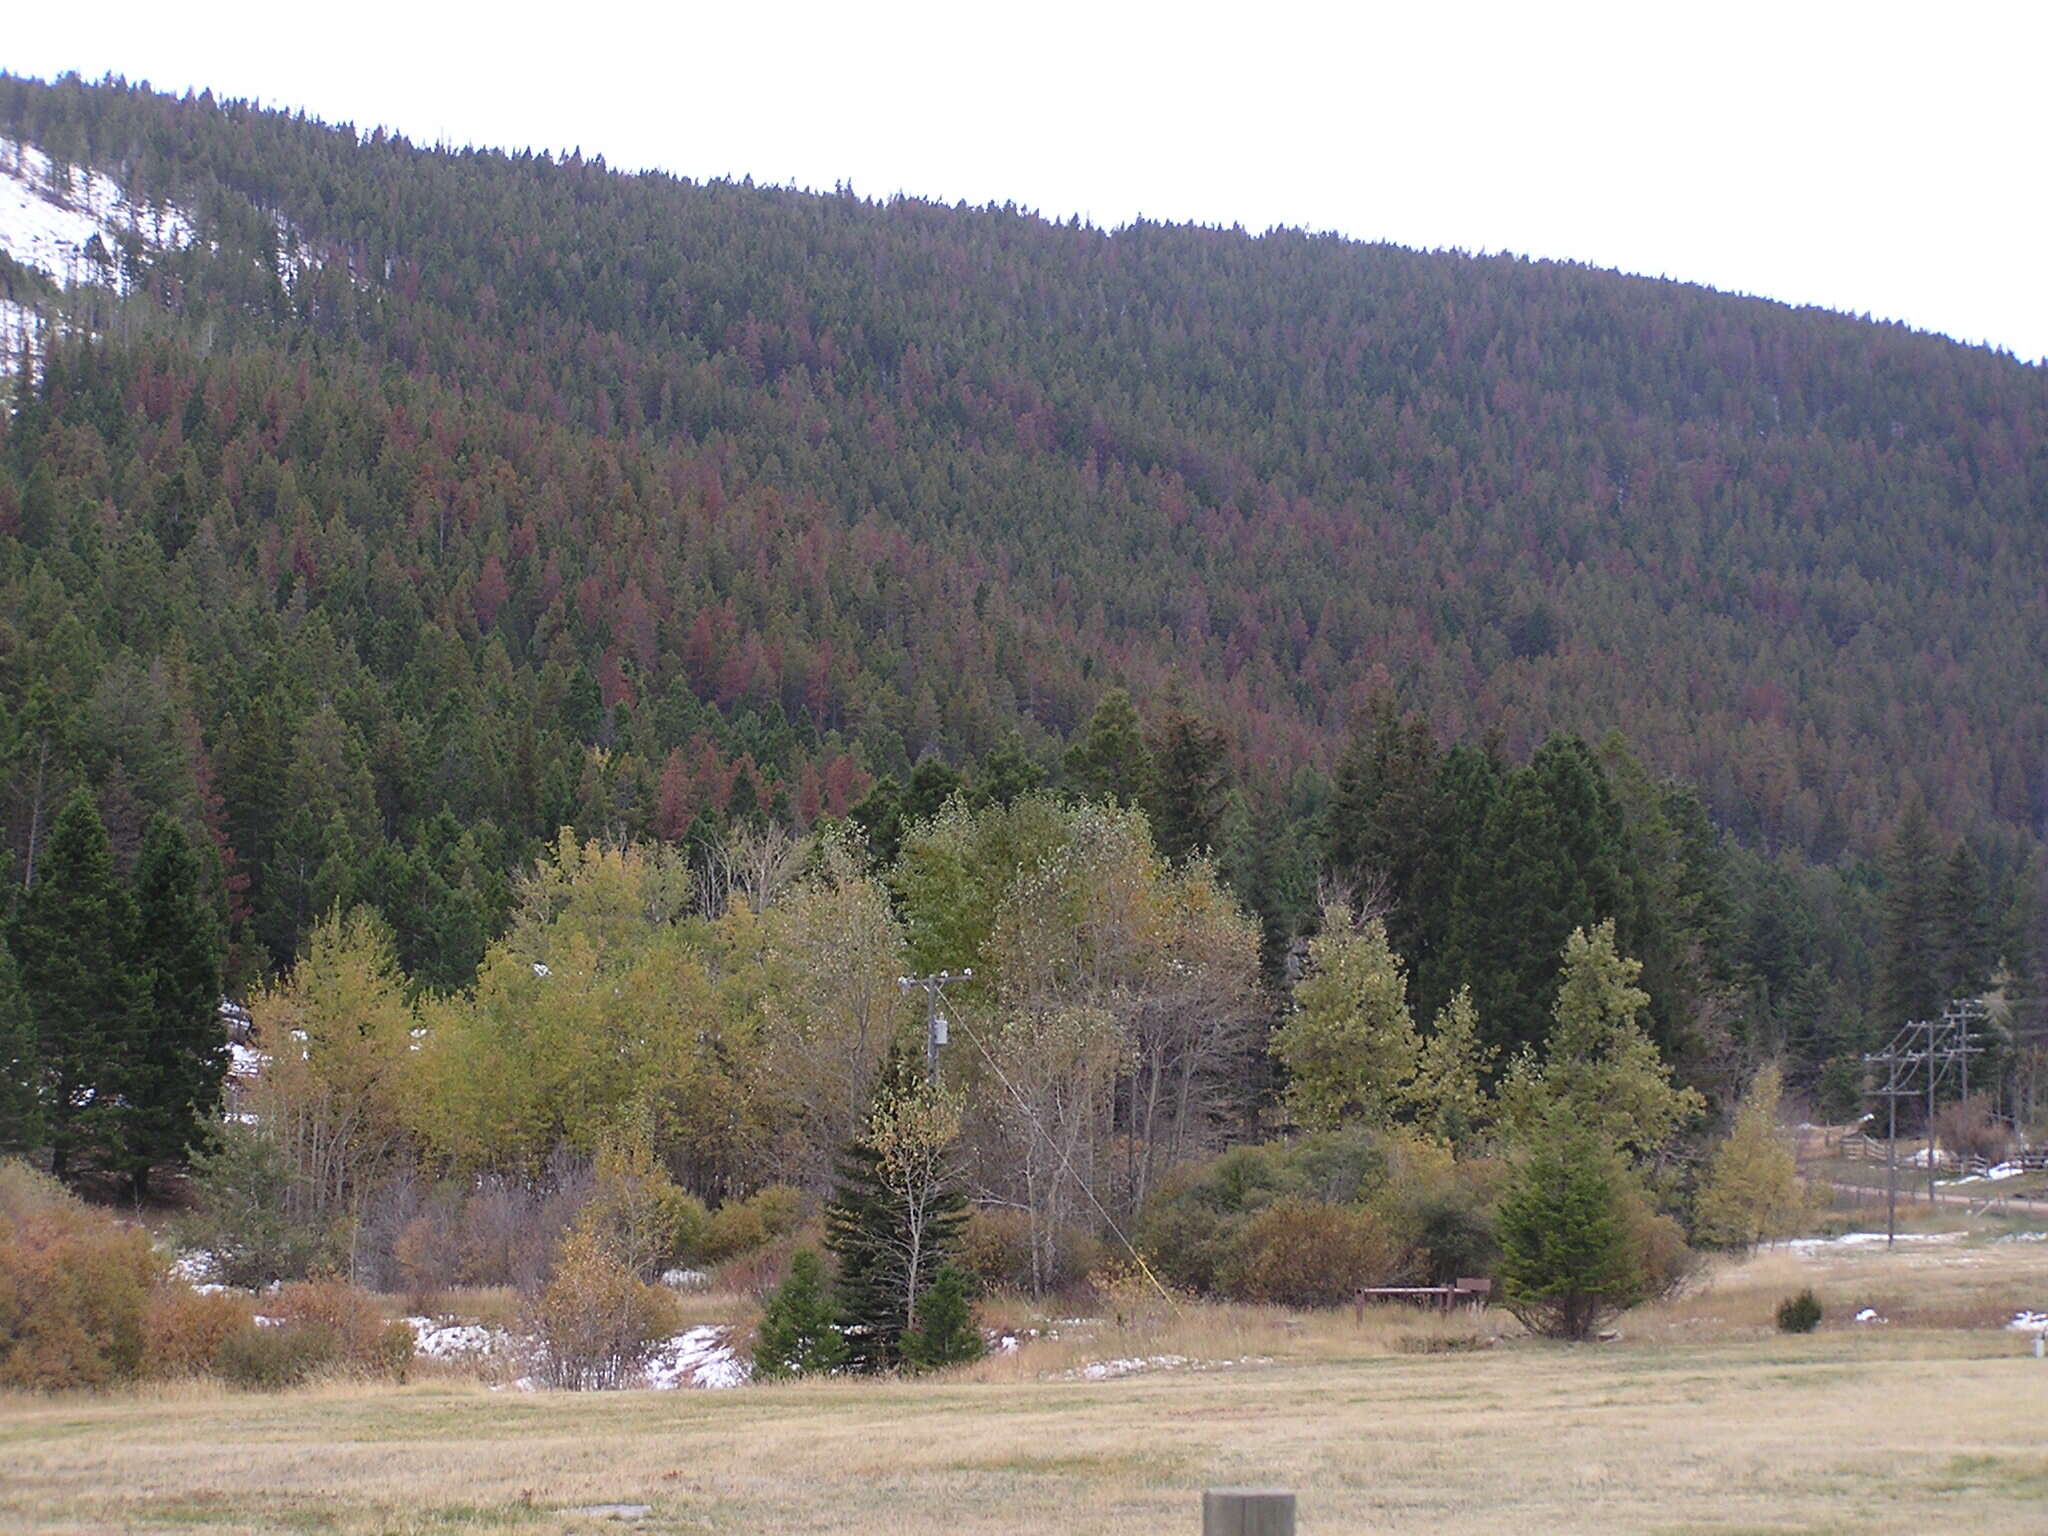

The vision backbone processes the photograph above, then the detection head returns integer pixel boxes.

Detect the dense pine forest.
[1,67,2045,1174]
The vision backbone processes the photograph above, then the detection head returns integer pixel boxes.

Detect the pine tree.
[1064,689,1154,810]
[1324,697,1442,959]
[824,1053,969,1373]
[0,943,43,1155]
[1877,792,1943,1026]
[1496,1125,1646,1341]
[1933,842,1993,1002]
[1272,909,1420,1130]
[126,815,228,1198]
[10,790,146,1182]
[1498,921,1704,1164]
[1408,986,1493,1150]
[8,679,72,893]
[752,1249,847,1379]
[900,1263,984,1371]
[1445,737,1632,1062]
[1147,698,1230,861]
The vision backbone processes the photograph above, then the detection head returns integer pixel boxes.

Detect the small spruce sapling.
[901,1262,984,1371]
[753,1249,847,1379]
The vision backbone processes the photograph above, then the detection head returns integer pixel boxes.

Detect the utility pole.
[899,968,971,1082]
[1865,1002,1984,1245]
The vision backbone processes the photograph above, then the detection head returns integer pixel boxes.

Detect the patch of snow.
[1068,1353,1270,1381]
[1993,1230,2048,1243]
[1944,1162,2026,1186]
[1780,1231,1965,1252]
[642,1325,748,1390]
[2005,1311,2048,1334]
[228,1042,268,1078]
[1853,1308,1886,1325]
[659,1267,710,1290]
[170,1250,218,1285]
[405,1317,508,1360]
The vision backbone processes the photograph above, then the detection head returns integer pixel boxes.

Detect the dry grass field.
[4,1228,2045,1535]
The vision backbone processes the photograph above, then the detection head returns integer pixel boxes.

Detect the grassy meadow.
[4,1221,2046,1535]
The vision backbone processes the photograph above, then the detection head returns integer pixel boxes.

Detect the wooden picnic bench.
[1353,1277,1491,1318]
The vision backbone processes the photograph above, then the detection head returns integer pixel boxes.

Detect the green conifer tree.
[1065,688,1154,809]
[752,1249,848,1379]
[900,1263,984,1371]
[824,1052,969,1373]
[126,815,229,1197]
[11,790,145,1182]
[0,943,44,1154]
[1692,1064,1804,1251]
[1496,1125,1646,1341]
[1933,842,1993,1001]
[1877,792,1943,1027]
[1147,699,1231,862]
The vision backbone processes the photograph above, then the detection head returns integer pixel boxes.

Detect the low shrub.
[703,1184,807,1265]
[142,1285,258,1378]
[266,1279,414,1379]
[530,1228,680,1389]
[214,1322,337,1390]
[1407,1192,1499,1287]
[703,1200,767,1264]
[1139,1128,1409,1302]
[1777,1288,1823,1334]
[955,1207,1100,1294]
[0,1161,161,1390]
[1934,1097,2011,1166]
[1219,1199,1407,1307]
[393,1209,461,1309]
[575,1134,709,1280]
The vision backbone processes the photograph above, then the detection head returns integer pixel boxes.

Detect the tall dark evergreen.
[1442,738,1628,1061]
[823,1054,969,1374]
[0,943,42,1154]
[1147,699,1231,862]
[1411,739,1504,1018]
[126,814,229,1197]
[1933,842,1994,1002]
[1877,792,1943,1028]
[1065,690,1154,810]
[9,789,145,1182]
[1324,698,1444,964]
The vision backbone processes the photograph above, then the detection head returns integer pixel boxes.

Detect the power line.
[1863,999,1986,1246]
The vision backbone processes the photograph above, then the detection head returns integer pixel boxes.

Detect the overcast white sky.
[6,0,2044,361]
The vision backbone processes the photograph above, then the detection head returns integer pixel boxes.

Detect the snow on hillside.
[0,138,195,293]
[0,137,200,378]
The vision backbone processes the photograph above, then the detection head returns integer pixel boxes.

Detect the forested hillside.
[1,72,2044,1074]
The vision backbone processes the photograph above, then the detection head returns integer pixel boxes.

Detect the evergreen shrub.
[1776,1288,1823,1334]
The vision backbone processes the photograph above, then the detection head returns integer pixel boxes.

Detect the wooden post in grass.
[1202,1487,1295,1535]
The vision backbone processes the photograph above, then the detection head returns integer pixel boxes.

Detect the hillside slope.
[1,72,2043,974]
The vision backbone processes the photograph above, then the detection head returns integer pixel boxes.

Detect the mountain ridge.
[1,73,2043,968]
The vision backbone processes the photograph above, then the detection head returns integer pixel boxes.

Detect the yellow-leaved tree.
[246,906,416,1271]
[1693,1063,1805,1251]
